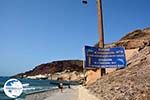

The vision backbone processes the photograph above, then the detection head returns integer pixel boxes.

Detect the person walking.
[68,76,71,88]
[58,82,63,93]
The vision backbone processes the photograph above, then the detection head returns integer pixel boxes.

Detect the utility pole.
[97,0,106,76]
[82,0,106,81]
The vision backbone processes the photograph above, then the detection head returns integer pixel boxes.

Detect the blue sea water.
[0,76,58,100]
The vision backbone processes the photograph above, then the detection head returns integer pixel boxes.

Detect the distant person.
[68,76,71,88]
[58,81,63,93]
[83,75,87,86]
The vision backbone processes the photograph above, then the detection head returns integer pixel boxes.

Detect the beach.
[26,86,79,100]
[26,85,99,100]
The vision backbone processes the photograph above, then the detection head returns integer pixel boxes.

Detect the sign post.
[85,46,127,69]
[82,0,109,84]
[97,0,105,76]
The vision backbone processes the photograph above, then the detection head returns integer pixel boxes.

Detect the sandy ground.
[44,87,78,100]
[26,85,99,100]
[26,86,79,100]
[26,89,59,100]
[78,86,99,100]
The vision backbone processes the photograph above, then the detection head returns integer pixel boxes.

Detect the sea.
[0,76,61,100]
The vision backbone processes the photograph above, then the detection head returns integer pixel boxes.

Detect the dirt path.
[44,87,78,100]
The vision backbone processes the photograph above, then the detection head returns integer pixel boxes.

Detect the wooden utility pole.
[82,0,106,85]
[97,0,106,76]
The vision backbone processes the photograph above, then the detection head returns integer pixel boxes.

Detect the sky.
[0,0,150,76]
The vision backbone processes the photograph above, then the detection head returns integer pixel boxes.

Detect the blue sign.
[84,46,126,68]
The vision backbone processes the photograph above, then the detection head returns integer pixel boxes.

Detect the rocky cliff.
[87,46,150,100]
[85,28,150,85]
[87,28,150,99]
[14,60,84,80]
[96,28,150,49]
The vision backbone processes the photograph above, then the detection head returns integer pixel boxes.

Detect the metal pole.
[97,0,106,76]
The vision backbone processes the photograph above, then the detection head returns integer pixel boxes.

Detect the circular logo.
[3,79,23,98]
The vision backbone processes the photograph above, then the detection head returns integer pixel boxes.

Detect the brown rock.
[87,46,150,100]
[13,60,83,80]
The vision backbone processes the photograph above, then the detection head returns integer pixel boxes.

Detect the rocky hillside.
[97,28,150,49]
[87,28,150,99]
[14,60,83,80]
